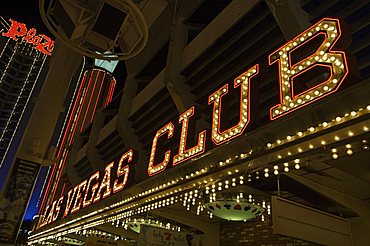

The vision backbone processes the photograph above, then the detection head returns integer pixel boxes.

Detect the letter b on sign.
[269,18,348,120]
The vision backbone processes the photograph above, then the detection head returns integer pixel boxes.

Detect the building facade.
[0,18,51,244]
[30,1,370,245]
[0,18,49,171]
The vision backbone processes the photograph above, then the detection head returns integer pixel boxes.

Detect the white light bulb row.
[38,108,369,236]
[30,106,370,241]
[331,140,369,159]
[267,106,370,150]
[31,168,286,243]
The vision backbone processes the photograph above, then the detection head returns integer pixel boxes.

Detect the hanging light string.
[28,104,370,243]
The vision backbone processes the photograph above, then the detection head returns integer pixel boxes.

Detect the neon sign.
[39,18,349,227]
[2,19,54,55]
[269,18,348,119]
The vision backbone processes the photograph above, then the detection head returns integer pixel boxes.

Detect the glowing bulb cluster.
[270,19,347,119]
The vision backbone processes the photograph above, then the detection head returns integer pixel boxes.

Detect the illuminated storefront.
[29,1,370,245]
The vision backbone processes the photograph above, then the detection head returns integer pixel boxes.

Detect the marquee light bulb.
[269,19,348,120]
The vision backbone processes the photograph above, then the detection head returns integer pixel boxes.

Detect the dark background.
[1,1,53,37]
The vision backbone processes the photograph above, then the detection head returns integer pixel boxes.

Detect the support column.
[116,74,146,176]
[164,17,195,113]
[265,0,311,40]
[86,110,106,171]
[65,135,84,187]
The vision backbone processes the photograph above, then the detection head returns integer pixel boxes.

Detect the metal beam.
[86,110,106,171]
[164,16,195,113]
[116,73,147,177]
[265,0,311,40]
[285,173,370,230]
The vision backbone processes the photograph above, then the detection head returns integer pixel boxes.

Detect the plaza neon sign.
[2,19,54,55]
[39,18,349,227]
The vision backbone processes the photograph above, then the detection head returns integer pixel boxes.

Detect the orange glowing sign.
[2,19,54,55]
[39,18,350,227]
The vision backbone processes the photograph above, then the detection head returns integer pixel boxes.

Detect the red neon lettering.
[147,122,174,176]
[45,200,57,224]
[2,19,54,55]
[71,180,87,214]
[173,106,206,166]
[24,28,37,43]
[63,187,78,217]
[52,196,64,222]
[36,35,54,55]
[83,171,100,208]
[2,19,27,41]
[93,162,114,203]
[39,204,50,228]
[113,149,133,193]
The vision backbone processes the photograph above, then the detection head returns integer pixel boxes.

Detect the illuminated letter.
[113,149,133,193]
[24,28,37,43]
[63,186,78,217]
[173,107,206,165]
[52,196,64,222]
[71,180,87,214]
[46,200,56,224]
[2,19,27,41]
[37,35,54,55]
[269,18,348,119]
[82,171,100,208]
[93,162,114,203]
[208,65,258,145]
[147,122,174,176]
[39,205,50,227]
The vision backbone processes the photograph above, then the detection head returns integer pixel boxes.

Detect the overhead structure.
[39,0,148,60]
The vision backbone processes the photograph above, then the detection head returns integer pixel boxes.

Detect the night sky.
[1,1,52,37]
[1,1,51,221]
